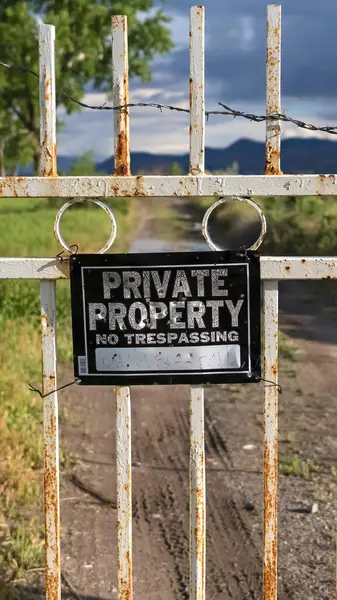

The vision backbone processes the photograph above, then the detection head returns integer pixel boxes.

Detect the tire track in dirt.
[128,384,284,600]
[131,386,190,600]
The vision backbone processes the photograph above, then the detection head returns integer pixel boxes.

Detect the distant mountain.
[19,155,77,175]
[97,137,337,175]
[18,137,337,176]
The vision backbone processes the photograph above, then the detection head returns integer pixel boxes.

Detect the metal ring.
[54,199,117,254]
[202,196,267,251]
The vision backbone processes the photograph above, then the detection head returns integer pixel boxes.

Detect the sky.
[58,0,337,160]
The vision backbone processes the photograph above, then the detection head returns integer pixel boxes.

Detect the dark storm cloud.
[153,0,337,104]
[59,0,337,157]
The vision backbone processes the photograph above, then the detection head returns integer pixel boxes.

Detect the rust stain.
[114,69,130,176]
[53,144,57,174]
[264,555,277,600]
[263,398,278,599]
[134,175,145,197]
[41,130,57,177]
[118,549,132,600]
[316,173,336,196]
[115,131,130,176]
[0,176,29,197]
[194,484,205,592]
[44,428,60,600]
[41,311,49,330]
[265,141,282,175]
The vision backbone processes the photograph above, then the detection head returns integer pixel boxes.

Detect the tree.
[0,106,35,176]
[211,161,239,175]
[68,151,99,176]
[0,1,173,173]
[169,161,185,175]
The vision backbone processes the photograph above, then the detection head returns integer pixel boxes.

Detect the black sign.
[70,251,261,385]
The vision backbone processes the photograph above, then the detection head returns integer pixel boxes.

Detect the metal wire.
[2,59,337,135]
[29,379,79,398]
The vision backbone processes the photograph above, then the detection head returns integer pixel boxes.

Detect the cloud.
[58,0,337,158]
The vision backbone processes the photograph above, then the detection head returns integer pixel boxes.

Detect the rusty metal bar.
[3,173,337,197]
[264,8,281,599]
[39,25,60,600]
[189,5,205,176]
[116,386,132,600]
[263,281,279,600]
[113,15,133,600]
[112,15,130,176]
[189,387,206,600]
[39,24,57,177]
[40,281,60,600]
[189,7,206,600]
[266,5,281,175]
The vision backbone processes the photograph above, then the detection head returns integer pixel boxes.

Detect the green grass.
[0,196,139,595]
[279,455,319,479]
[187,194,337,256]
[258,195,337,256]
[279,331,302,363]
[0,197,135,256]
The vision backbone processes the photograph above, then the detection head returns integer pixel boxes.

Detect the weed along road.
[59,201,337,600]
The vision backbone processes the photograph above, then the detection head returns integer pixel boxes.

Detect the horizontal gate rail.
[0,257,336,280]
[1,173,337,197]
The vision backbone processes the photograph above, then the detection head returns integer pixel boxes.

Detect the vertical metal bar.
[265,4,281,175]
[39,24,57,177]
[190,386,206,600]
[112,15,132,600]
[116,387,132,600]
[189,5,205,175]
[189,7,206,600]
[39,24,60,600]
[40,281,60,600]
[112,15,130,176]
[264,7,281,600]
[263,281,279,600]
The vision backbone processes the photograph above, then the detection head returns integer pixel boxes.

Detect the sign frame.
[70,251,261,386]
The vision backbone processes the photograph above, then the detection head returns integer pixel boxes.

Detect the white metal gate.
[1,5,336,600]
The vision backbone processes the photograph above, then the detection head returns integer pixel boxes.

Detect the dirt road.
[59,200,336,600]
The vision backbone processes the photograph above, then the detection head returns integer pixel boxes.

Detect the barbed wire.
[1,59,337,135]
